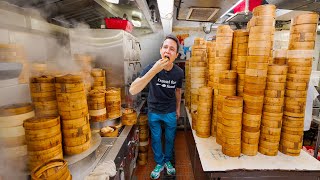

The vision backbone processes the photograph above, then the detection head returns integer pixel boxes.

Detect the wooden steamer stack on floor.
[0,103,35,171]
[74,54,93,94]
[242,4,276,156]
[190,38,207,130]
[233,30,249,96]
[222,96,243,157]
[88,89,107,122]
[31,159,71,180]
[216,70,237,144]
[24,116,63,170]
[185,61,191,109]
[30,76,59,117]
[55,74,91,155]
[91,68,106,90]
[0,44,29,83]
[196,86,212,138]
[105,87,121,119]
[280,13,319,156]
[137,114,149,165]
[259,64,287,156]
[211,26,233,137]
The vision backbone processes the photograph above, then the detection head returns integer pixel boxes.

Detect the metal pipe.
[244,0,249,15]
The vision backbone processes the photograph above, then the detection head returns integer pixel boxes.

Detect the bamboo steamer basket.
[30,83,55,93]
[279,145,300,156]
[285,90,307,98]
[0,105,35,128]
[90,109,107,122]
[263,105,283,113]
[288,66,312,75]
[248,40,273,48]
[286,82,308,91]
[139,140,149,153]
[24,116,60,130]
[241,142,258,156]
[258,145,278,156]
[24,122,61,141]
[223,96,243,107]
[31,159,71,180]
[291,13,319,25]
[55,74,83,84]
[290,24,318,34]
[250,16,275,26]
[61,115,89,129]
[30,75,55,83]
[286,74,310,83]
[259,138,279,150]
[281,132,303,143]
[64,132,91,146]
[91,68,106,77]
[261,125,281,136]
[28,144,63,170]
[248,33,273,42]
[27,133,62,151]
[88,90,106,107]
[59,108,88,120]
[287,58,312,67]
[252,4,276,16]
[265,82,286,90]
[122,108,137,125]
[267,75,286,83]
[56,90,86,102]
[264,97,284,106]
[267,64,288,75]
[287,50,314,59]
[64,137,90,155]
[264,90,285,98]
[57,98,88,111]
[33,100,58,110]
[62,123,90,138]
[137,152,148,165]
[222,144,241,157]
[260,132,280,143]
[280,138,302,149]
[139,128,149,141]
[290,32,317,42]
[55,83,84,93]
[289,41,315,50]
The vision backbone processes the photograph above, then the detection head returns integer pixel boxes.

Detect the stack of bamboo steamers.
[55,75,91,155]
[185,5,318,157]
[137,114,149,165]
[280,12,319,156]
[241,4,276,156]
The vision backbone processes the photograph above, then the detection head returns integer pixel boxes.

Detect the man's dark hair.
[161,34,180,53]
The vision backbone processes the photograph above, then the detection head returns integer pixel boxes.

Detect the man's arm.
[175,88,182,119]
[129,59,169,95]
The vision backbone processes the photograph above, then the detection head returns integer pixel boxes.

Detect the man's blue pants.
[148,112,177,165]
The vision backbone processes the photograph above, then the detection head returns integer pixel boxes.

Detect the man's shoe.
[150,164,164,179]
[164,161,176,175]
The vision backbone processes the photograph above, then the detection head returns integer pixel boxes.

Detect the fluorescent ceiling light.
[105,0,119,4]
[220,0,244,19]
[132,19,141,27]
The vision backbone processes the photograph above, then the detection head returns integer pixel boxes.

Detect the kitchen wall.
[137,31,164,69]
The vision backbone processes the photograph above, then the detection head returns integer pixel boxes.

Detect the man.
[129,34,184,179]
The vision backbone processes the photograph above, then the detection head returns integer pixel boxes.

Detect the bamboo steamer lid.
[0,110,35,128]
[289,41,315,50]
[27,133,62,151]
[265,82,286,90]
[24,116,60,130]
[55,83,85,93]
[30,83,55,93]
[291,13,319,25]
[241,142,258,156]
[30,75,55,83]
[55,74,83,84]
[0,103,33,116]
[252,4,276,16]
[260,132,280,143]
[31,159,70,180]
[25,123,61,141]
[258,146,278,156]
[290,32,316,42]
[263,105,283,113]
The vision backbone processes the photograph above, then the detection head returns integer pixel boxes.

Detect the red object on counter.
[303,146,320,160]
[104,18,133,32]
[233,0,263,13]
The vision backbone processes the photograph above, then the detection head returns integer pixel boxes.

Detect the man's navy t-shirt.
[139,62,184,114]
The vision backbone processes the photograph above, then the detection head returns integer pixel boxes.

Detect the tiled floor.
[133,130,195,180]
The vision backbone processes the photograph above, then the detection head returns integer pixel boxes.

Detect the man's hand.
[151,58,169,73]
[176,109,180,120]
